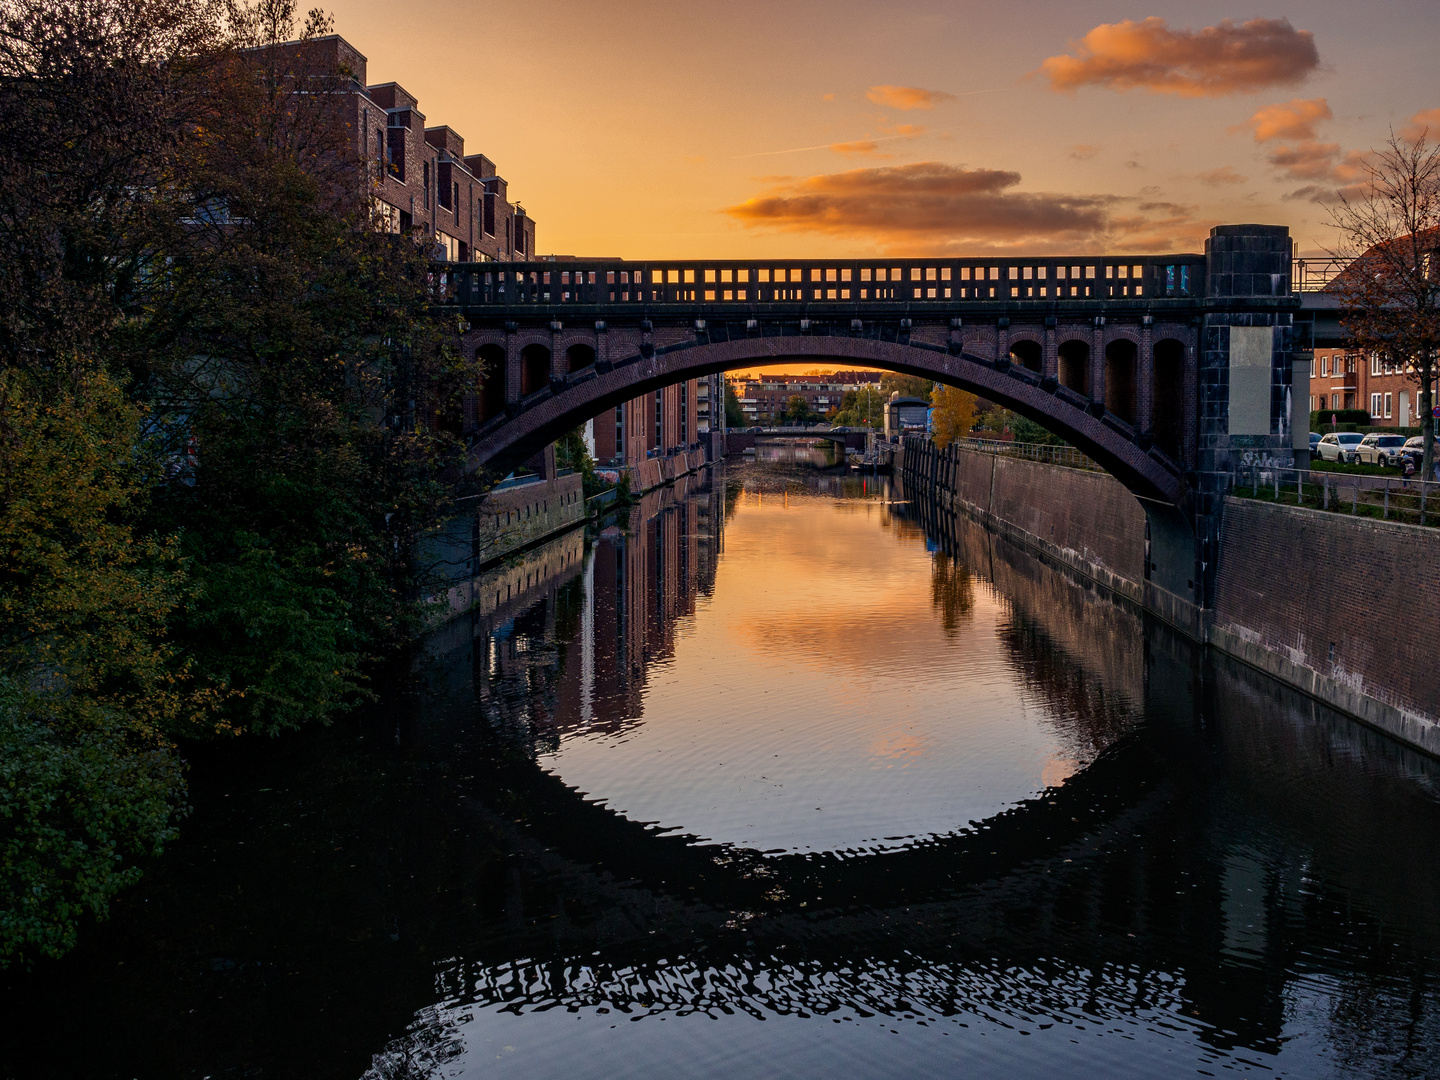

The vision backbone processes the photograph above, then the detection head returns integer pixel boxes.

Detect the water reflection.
[6,455,1440,1080]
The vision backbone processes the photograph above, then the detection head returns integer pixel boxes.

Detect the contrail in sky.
[733,87,1010,159]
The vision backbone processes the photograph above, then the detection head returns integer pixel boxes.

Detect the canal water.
[6,444,1440,1079]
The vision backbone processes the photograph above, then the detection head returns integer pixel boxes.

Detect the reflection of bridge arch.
[465,336,1186,504]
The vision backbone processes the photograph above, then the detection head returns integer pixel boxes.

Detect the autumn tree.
[1328,132,1440,479]
[0,0,470,959]
[929,384,977,448]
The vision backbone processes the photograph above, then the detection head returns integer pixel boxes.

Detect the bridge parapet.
[442,254,1208,310]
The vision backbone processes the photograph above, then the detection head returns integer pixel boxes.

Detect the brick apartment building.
[274,34,719,478]
[731,371,884,424]
[290,35,536,263]
[1310,347,1437,428]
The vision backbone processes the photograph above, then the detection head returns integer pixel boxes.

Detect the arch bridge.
[442,225,1306,629]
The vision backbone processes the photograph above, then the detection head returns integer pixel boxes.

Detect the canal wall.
[902,440,1440,756]
[1212,499,1440,754]
[902,440,1146,604]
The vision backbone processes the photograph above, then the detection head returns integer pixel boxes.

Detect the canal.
[5,445,1440,1079]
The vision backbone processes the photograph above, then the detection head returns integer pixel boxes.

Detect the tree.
[0,0,471,957]
[724,380,747,427]
[1328,132,1440,480]
[880,372,933,400]
[929,384,977,448]
[830,386,881,428]
[784,394,815,425]
[0,366,196,961]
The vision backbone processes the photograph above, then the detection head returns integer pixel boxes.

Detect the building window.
[1372,353,1381,376]
[375,130,384,173]
[453,182,460,216]
[1371,393,1382,416]
[423,161,430,209]
[1385,392,1393,418]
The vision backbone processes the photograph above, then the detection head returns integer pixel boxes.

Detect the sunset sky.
[325,1,1438,259]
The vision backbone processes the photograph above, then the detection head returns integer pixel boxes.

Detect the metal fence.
[952,438,1102,472]
[1234,463,1439,526]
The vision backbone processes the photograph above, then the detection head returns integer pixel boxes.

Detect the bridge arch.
[519,343,551,396]
[463,334,1185,505]
[1057,339,1090,396]
[1008,337,1042,373]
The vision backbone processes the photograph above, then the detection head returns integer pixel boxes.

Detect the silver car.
[1355,433,1409,466]
[1316,432,1364,462]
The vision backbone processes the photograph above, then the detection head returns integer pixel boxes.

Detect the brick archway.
[465,335,1184,504]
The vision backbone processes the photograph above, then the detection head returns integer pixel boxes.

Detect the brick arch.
[1007,335,1043,373]
[463,335,1184,503]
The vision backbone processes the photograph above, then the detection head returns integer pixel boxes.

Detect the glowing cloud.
[1401,107,1440,143]
[866,85,956,111]
[1038,17,1319,97]
[1247,97,1332,142]
[1067,144,1101,161]
[723,161,1203,252]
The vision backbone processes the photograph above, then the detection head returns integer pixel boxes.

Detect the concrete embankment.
[902,440,1440,756]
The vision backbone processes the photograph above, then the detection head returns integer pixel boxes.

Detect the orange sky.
[324,1,1439,259]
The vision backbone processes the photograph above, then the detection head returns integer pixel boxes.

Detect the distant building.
[729,370,883,423]
[883,394,930,439]
[1309,347,1437,428]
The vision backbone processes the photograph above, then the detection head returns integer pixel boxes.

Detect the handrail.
[1234,462,1438,526]
[951,437,1102,472]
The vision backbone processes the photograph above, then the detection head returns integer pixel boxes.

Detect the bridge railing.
[1291,257,1348,293]
[437,256,1208,308]
[951,437,1103,472]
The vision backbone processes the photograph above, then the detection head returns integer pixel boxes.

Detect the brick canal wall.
[902,439,1146,604]
[902,439,1440,756]
[1213,499,1440,754]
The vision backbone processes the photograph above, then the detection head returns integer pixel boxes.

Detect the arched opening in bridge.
[1009,339,1042,373]
[520,344,551,396]
[1103,339,1137,425]
[477,344,506,422]
[1058,340,1089,396]
[566,343,596,373]
[1152,339,1185,459]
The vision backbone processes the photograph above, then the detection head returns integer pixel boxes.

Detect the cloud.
[1067,144,1101,160]
[866,85,956,111]
[1246,97,1332,142]
[722,160,1205,253]
[1038,17,1319,97]
[1401,107,1440,143]
[887,123,927,137]
[1198,165,1247,186]
[1267,141,1344,180]
[822,92,836,102]
[1281,185,1333,204]
[829,140,888,157]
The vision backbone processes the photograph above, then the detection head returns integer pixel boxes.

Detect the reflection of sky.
[540,487,1102,855]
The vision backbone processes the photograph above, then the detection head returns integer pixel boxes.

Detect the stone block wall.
[1213,498,1440,752]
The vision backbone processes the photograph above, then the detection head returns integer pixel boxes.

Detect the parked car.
[1316,432,1364,462]
[1308,432,1321,452]
[1400,436,1428,466]
[1356,433,1410,466]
